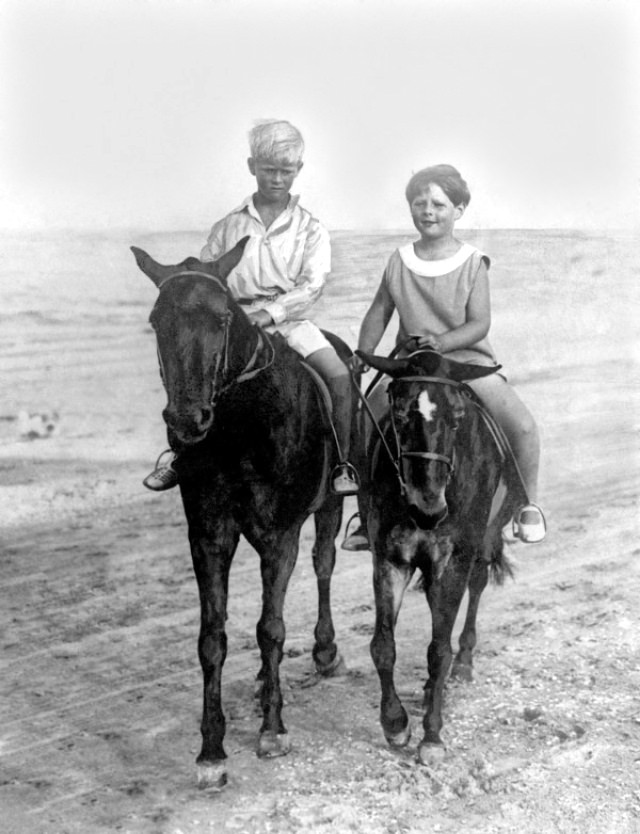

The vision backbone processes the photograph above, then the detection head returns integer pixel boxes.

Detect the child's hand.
[349,354,369,374]
[248,310,273,328]
[417,334,443,352]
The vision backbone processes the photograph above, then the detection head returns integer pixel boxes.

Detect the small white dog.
[17,410,61,440]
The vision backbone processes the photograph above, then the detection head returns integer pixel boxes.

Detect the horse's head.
[132,237,249,446]
[357,349,500,530]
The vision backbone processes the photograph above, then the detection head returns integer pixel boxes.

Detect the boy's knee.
[307,346,348,380]
[328,361,350,381]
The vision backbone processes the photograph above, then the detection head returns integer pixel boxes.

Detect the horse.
[132,238,354,788]
[355,347,523,766]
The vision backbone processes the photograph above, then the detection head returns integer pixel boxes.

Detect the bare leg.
[306,347,353,461]
[466,374,540,502]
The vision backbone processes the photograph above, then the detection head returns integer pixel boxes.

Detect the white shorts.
[268,320,332,358]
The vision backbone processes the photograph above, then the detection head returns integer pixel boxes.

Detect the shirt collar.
[398,242,478,277]
[232,194,301,223]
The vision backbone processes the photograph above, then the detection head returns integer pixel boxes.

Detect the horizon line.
[0,225,636,237]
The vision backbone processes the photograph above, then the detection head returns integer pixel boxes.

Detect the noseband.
[154,270,275,408]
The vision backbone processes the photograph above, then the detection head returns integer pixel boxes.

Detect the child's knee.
[307,346,349,380]
[512,411,539,454]
[329,361,350,381]
[518,408,538,439]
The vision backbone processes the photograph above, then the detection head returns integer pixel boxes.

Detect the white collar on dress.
[398,242,478,276]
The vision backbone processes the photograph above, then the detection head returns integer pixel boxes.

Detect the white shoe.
[331,462,360,496]
[513,504,546,543]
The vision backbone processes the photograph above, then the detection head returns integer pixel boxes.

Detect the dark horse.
[356,347,523,766]
[132,238,352,788]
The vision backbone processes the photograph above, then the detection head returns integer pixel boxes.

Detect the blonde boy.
[144,120,359,495]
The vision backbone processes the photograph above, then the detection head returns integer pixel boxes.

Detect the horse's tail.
[487,534,514,586]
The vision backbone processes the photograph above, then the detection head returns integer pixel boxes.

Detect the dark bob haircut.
[405,164,471,207]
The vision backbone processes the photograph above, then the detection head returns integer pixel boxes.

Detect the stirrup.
[331,462,360,496]
[341,512,370,552]
[512,503,546,543]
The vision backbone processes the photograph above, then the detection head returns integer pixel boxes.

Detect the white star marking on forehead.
[417,390,438,424]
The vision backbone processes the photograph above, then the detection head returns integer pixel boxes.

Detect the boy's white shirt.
[200,195,331,325]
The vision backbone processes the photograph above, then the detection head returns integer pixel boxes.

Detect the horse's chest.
[388,524,454,576]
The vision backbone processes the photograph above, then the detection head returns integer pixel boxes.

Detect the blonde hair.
[248,119,305,165]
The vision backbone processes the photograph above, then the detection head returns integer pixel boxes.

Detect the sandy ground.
[1,229,639,833]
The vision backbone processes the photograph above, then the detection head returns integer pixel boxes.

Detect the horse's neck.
[234,327,304,406]
[227,313,262,375]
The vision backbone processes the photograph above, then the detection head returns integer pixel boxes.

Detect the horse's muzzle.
[408,502,449,530]
[163,404,214,444]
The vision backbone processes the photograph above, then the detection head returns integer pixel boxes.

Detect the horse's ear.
[356,351,412,378]
[130,246,178,288]
[442,359,503,383]
[212,236,250,281]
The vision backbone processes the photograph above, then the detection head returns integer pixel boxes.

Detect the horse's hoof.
[257,731,291,759]
[451,662,473,683]
[196,762,228,790]
[417,742,446,767]
[385,722,412,749]
[316,651,348,678]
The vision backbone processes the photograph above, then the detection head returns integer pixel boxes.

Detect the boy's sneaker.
[331,462,360,496]
[341,513,370,551]
[143,450,179,491]
[513,503,546,543]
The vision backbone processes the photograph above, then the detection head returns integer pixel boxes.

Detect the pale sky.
[1,0,638,231]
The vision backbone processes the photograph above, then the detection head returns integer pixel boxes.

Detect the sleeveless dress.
[383,242,499,368]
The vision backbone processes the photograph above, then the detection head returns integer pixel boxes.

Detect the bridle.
[153,270,275,408]
[389,376,462,493]
[356,372,468,496]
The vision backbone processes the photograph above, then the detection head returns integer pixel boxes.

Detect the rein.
[154,269,276,406]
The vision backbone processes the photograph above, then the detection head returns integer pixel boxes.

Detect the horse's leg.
[419,555,470,765]
[311,496,347,676]
[254,525,302,759]
[186,511,240,789]
[451,554,489,682]
[370,554,415,748]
